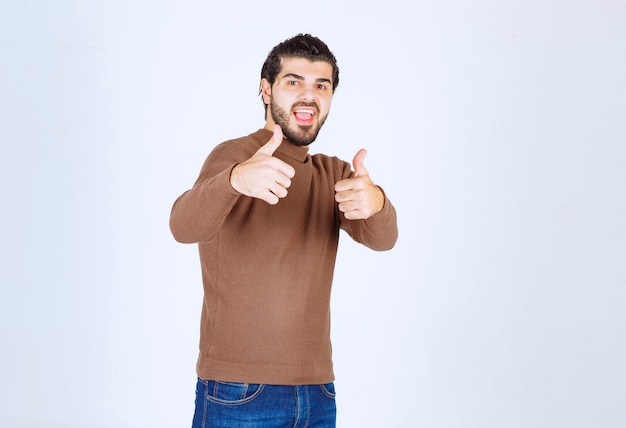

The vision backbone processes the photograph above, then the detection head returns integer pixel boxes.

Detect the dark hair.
[260,34,339,112]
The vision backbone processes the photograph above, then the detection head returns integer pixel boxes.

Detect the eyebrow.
[282,73,332,85]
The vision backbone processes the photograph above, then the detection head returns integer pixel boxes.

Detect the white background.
[1,1,625,427]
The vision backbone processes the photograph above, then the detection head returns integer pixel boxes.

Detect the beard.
[270,100,328,147]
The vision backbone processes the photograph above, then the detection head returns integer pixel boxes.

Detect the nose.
[299,86,315,103]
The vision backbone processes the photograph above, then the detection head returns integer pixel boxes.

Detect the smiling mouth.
[293,107,317,124]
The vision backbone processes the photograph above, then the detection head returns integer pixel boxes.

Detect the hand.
[230,125,296,205]
[334,149,385,220]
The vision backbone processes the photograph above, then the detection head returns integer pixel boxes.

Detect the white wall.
[1,1,625,427]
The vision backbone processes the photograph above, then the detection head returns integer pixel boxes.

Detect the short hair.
[260,34,340,112]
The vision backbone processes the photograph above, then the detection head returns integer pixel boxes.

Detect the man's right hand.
[230,125,296,205]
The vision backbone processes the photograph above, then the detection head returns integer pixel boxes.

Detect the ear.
[260,78,272,105]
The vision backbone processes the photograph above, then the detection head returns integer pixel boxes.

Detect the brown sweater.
[170,128,398,385]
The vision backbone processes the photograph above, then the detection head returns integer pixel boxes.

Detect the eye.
[287,80,299,86]
[317,84,327,90]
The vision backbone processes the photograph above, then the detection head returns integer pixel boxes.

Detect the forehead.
[278,57,334,82]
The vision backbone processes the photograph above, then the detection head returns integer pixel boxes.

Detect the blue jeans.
[192,378,337,427]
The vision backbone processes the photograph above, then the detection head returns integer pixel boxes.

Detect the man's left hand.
[334,149,385,220]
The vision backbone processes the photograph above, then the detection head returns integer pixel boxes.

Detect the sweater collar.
[252,128,310,163]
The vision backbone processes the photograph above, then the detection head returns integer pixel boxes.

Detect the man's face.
[262,57,334,146]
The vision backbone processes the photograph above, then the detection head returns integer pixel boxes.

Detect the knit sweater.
[170,128,398,385]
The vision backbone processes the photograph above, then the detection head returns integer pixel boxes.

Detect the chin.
[284,125,319,147]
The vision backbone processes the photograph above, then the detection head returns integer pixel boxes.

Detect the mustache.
[292,102,319,112]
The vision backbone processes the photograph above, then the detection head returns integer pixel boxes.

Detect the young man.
[170,34,398,427]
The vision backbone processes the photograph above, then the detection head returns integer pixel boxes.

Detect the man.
[170,33,398,427]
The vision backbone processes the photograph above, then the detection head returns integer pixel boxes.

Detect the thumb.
[352,148,369,177]
[256,125,284,157]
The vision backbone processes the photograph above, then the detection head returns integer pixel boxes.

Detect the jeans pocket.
[319,382,336,399]
[205,381,265,405]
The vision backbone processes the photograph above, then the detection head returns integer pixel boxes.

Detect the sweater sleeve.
[339,190,398,251]
[169,141,250,244]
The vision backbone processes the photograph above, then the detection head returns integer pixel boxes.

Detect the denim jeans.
[192,378,337,427]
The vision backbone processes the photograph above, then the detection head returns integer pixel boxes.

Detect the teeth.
[295,109,314,114]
